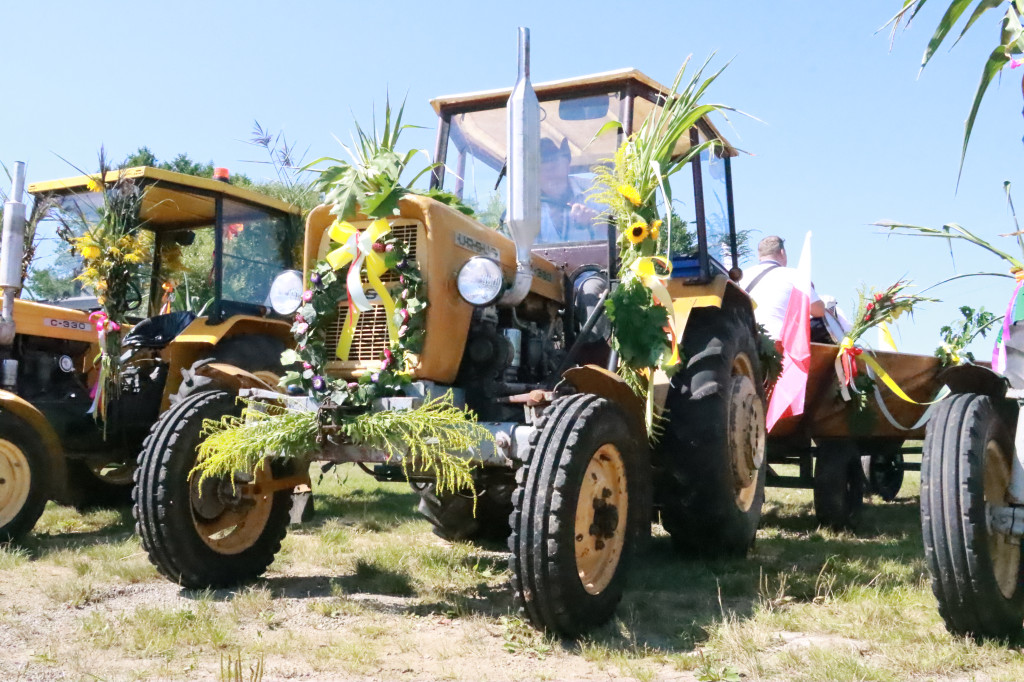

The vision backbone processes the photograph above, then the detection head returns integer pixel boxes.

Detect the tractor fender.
[0,390,68,502]
[562,365,646,438]
[668,274,754,341]
[161,317,292,410]
[937,363,1008,400]
[194,362,280,393]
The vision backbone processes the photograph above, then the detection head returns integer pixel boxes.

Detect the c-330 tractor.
[0,164,305,541]
[135,30,766,635]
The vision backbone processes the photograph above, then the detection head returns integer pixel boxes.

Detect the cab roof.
[27,166,301,230]
[430,68,738,159]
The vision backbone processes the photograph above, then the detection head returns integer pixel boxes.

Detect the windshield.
[441,92,624,245]
[220,198,294,307]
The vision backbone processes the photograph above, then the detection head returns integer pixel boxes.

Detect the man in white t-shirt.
[739,235,827,341]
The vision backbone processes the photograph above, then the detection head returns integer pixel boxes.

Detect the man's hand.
[569,202,596,226]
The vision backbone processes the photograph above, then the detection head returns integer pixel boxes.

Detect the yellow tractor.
[135,31,766,635]
[0,165,304,541]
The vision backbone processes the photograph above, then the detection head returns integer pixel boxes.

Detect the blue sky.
[3,1,1021,355]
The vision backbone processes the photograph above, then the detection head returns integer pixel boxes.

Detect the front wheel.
[509,394,649,636]
[922,392,1024,638]
[133,390,292,588]
[0,413,50,543]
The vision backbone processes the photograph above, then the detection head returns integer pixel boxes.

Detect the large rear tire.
[171,334,286,404]
[509,394,649,636]
[0,413,50,543]
[657,307,767,557]
[133,390,292,588]
[922,392,1024,638]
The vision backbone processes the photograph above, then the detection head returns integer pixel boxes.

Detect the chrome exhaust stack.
[500,27,540,307]
[0,162,26,346]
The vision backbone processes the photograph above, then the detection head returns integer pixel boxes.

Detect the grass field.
[2,461,1024,681]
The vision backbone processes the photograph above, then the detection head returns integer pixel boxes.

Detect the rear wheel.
[415,480,513,542]
[922,393,1024,638]
[509,394,649,636]
[0,413,49,543]
[134,390,292,588]
[861,440,905,502]
[813,440,864,530]
[657,307,767,557]
[65,457,134,510]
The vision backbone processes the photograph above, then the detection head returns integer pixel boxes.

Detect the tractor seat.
[122,311,197,348]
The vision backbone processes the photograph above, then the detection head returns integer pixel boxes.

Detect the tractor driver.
[740,235,832,343]
[538,137,600,243]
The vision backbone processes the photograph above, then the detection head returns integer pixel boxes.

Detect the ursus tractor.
[136,30,766,635]
[0,164,304,540]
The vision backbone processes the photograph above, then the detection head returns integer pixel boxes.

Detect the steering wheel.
[125,280,143,312]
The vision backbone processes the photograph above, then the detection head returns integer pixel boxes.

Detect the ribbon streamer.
[835,337,861,401]
[992,269,1024,374]
[87,311,121,418]
[325,219,399,360]
[629,256,679,367]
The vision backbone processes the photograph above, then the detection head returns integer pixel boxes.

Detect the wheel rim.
[575,443,628,595]
[85,458,135,486]
[0,439,31,528]
[190,461,275,556]
[983,438,1020,600]
[729,353,766,512]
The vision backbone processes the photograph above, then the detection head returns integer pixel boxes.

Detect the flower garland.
[280,218,427,407]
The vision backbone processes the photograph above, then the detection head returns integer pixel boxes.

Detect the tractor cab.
[30,167,304,329]
[429,68,742,281]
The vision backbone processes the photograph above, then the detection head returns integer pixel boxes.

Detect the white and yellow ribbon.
[629,256,679,367]
[326,218,399,360]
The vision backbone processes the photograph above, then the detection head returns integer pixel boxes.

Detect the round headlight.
[268,270,305,315]
[457,257,504,307]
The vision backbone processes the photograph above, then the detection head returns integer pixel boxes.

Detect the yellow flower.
[618,184,642,207]
[650,219,662,241]
[97,296,106,305]
[627,221,648,244]
[81,245,101,260]
[86,177,103,193]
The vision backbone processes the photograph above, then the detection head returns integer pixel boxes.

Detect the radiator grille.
[325,304,392,363]
[326,220,420,364]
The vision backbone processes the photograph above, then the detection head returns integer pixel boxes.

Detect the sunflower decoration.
[57,151,151,425]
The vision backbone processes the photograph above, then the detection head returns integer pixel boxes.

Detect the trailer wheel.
[133,390,292,588]
[509,394,649,636]
[813,440,864,530]
[0,413,49,543]
[861,440,905,502]
[658,307,767,557]
[922,392,1024,638]
[415,481,513,542]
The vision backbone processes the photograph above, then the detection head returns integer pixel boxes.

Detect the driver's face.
[540,155,571,198]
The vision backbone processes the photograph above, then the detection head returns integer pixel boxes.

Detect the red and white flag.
[766,232,813,433]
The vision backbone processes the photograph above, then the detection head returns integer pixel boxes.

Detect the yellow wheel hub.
[575,443,628,596]
[729,353,766,512]
[984,438,1020,600]
[0,439,31,529]
[190,461,274,555]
